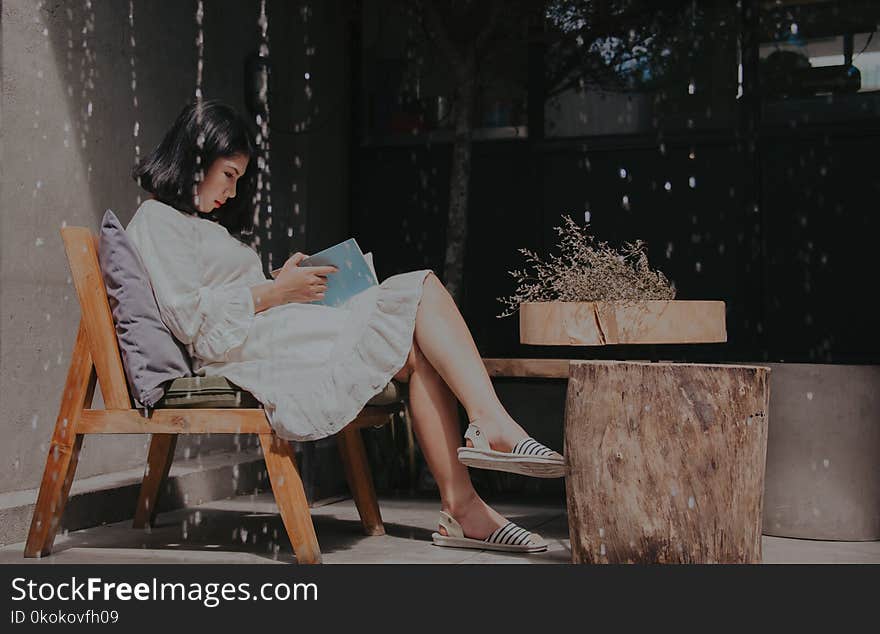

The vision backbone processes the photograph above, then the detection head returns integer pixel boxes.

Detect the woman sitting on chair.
[127,99,564,554]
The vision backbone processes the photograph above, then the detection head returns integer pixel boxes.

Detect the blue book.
[298,238,378,308]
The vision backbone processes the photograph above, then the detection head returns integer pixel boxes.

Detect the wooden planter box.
[519,300,727,346]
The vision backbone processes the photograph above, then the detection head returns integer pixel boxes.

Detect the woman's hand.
[272,252,337,304]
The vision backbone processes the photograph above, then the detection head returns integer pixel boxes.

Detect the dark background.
[335,0,880,367]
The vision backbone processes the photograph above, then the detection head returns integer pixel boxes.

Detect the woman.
[127,99,564,554]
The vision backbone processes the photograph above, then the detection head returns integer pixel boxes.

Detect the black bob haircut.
[133,99,257,236]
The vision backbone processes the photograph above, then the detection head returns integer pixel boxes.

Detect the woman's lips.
[214,200,222,208]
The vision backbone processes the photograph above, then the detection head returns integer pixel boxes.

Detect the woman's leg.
[395,343,507,538]
[412,273,526,451]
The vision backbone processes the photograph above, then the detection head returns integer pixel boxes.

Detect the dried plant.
[497,215,676,318]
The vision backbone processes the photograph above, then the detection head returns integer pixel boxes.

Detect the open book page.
[363,252,378,283]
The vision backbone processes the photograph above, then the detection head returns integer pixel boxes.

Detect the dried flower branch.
[497,215,676,318]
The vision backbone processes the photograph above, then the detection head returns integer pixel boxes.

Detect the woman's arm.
[250,253,337,314]
[127,201,256,362]
[251,281,281,314]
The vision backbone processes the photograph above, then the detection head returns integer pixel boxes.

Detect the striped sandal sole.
[456,450,565,477]
[432,534,548,553]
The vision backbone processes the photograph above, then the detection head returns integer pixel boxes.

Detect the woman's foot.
[462,415,528,453]
[438,493,507,540]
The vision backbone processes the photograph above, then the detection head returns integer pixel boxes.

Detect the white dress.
[126,199,430,441]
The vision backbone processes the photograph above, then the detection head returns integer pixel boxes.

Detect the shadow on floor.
[37,497,571,564]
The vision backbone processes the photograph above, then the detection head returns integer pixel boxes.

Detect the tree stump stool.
[564,360,770,563]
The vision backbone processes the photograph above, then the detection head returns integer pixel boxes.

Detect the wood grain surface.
[520,301,727,346]
[564,360,770,563]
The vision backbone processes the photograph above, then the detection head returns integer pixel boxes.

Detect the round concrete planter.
[762,363,880,541]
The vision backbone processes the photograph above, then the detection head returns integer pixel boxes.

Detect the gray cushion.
[98,209,192,407]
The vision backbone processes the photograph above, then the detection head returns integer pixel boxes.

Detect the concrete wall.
[1,0,351,496]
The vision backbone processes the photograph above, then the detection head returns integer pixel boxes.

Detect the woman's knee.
[423,271,446,297]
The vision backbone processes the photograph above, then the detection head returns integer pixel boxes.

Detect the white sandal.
[431,511,547,553]
[457,424,565,478]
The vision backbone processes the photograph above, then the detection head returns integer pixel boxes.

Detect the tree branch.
[418,0,463,70]
[473,0,505,59]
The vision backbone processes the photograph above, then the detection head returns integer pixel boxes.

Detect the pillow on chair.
[98,209,192,407]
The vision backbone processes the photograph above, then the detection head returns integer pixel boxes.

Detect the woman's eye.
[224,172,233,178]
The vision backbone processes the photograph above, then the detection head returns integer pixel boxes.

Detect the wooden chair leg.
[25,324,95,557]
[133,434,178,528]
[259,434,322,564]
[337,425,385,536]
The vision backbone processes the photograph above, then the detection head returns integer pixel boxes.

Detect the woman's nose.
[228,182,237,198]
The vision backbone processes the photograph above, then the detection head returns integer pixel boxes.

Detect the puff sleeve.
[126,201,255,363]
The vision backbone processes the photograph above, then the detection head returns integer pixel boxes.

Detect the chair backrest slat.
[61,227,131,409]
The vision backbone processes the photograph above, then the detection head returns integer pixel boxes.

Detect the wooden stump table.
[564,361,770,563]
[519,300,771,563]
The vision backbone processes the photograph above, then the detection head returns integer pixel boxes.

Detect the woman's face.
[195,153,249,214]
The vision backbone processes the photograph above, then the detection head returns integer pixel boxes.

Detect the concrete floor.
[2,493,878,564]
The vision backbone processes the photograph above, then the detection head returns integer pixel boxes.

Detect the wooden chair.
[24,227,402,564]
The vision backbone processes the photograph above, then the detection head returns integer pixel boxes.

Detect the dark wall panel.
[353,129,879,364]
[762,132,880,363]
